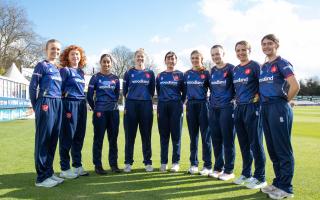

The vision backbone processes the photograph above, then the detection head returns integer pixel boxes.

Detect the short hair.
[60,45,87,68]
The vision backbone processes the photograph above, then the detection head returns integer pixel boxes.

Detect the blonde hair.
[235,40,251,53]
[135,48,145,56]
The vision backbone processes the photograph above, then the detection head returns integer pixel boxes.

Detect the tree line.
[0,1,44,74]
[298,77,320,96]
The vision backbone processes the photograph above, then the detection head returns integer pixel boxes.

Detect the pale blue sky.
[15,0,320,78]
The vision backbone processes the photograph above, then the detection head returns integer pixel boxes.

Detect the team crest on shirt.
[200,74,206,79]
[245,68,251,75]
[161,76,164,80]
[173,75,179,81]
[41,104,48,112]
[145,73,150,78]
[271,65,277,73]
[66,112,72,119]
[111,80,116,84]
[96,112,101,118]
[131,74,134,78]
[223,71,228,78]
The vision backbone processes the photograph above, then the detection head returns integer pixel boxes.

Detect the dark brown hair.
[100,54,113,63]
[164,51,177,61]
[261,34,279,47]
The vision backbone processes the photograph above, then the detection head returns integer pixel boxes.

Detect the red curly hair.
[60,45,87,68]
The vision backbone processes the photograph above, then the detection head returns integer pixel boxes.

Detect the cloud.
[150,35,171,44]
[199,0,320,79]
[178,23,196,32]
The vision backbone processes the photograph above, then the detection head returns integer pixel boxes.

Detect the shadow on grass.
[0,169,268,200]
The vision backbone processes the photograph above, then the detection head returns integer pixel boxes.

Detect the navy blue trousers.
[34,97,62,183]
[59,99,87,171]
[261,100,294,194]
[124,100,153,165]
[234,103,266,182]
[157,101,183,164]
[186,100,212,168]
[209,105,235,173]
[92,110,119,167]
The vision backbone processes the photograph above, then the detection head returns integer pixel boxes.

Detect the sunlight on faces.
[211,47,225,66]
[165,53,177,70]
[261,38,278,58]
[191,53,203,68]
[100,56,112,73]
[135,51,145,67]
[235,44,250,64]
[46,42,61,61]
[68,50,81,67]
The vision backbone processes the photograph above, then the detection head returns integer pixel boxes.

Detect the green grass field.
[0,106,319,200]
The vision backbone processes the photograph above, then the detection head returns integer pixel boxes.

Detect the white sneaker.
[268,188,294,199]
[208,170,224,178]
[261,184,278,194]
[199,167,212,176]
[170,163,180,172]
[60,169,78,179]
[187,166,199,174]
[35,177,59,188]
[160,164,167,172]
[73,166,89,176]
[218,173,235,181]
[123,164,132,172]
[50,174,64,184]
[246,178,267,189]
[145,165,154,172]
[234,175,254,185]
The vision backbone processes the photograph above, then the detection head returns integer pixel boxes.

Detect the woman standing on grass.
[208,45,236,181]
[59,45,88,179]
[232,41,267,189]
[123,48,155,173]
[29,39,64,187]
[259,34,300,199]
[184,50,212,176]
[87,54,121,175]
[156,51,185,172]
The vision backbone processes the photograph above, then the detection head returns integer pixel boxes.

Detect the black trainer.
[95,166,107,175]
[111,166,121,173]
